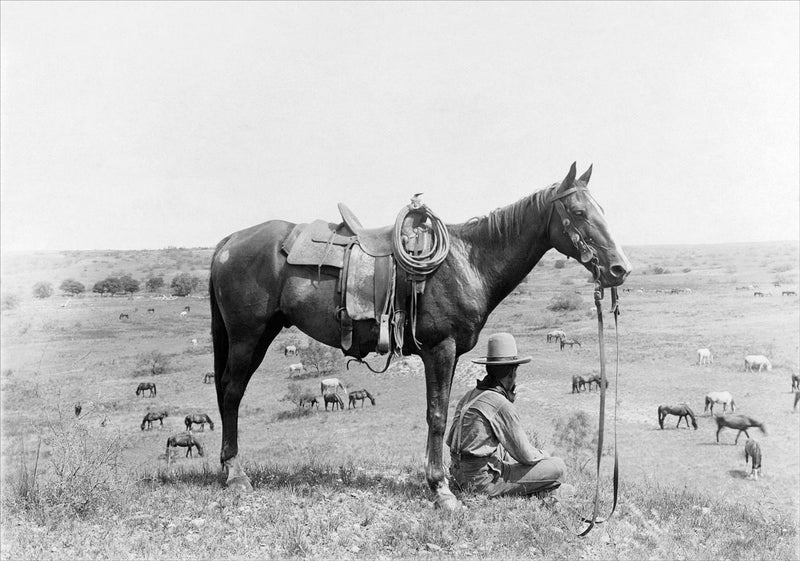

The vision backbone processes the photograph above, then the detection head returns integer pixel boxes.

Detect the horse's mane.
[458,184,557,245]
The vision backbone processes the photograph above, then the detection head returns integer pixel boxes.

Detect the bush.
[554,259,567,269]
[651,266,670,275]
[170,273,200,297]
[145,276,165,292]
[93,277,122,296]
[552,411,598,457]
[32,282,53,299]
[59,279,86,296]
[136,350,170,376]
[546,292,583,312]
[2,293,21,311]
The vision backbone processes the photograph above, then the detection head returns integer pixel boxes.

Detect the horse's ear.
[578,164,593,184]
[558,162,577,192]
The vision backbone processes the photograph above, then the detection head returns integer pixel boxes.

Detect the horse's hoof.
[226,476,253,493]
[434,491,462,511]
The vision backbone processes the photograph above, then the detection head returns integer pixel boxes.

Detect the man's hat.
[472,332,532,365]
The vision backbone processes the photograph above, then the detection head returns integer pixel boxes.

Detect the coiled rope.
[392,205,451,276]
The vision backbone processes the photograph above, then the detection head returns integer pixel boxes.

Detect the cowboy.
[447,332,569,498]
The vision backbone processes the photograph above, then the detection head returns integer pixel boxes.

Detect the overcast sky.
[1,2,798,252]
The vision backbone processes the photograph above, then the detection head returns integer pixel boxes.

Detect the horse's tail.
[209,257,229,417]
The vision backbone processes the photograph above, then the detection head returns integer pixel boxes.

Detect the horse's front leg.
[419,337,460,511]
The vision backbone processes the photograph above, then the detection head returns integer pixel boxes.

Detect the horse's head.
[547,163,632,288]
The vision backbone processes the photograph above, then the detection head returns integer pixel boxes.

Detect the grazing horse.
[560,338,581,350]
[323,393,344,411]
[185,413,215,431]
[203,372,215,384]
[208,162,630,508]
[166,433,204,460]
[704,391,735,414]
[136,382,157,397]
[782,290,796,296]
[696,348,712,365]
[74,402,82,417]
[119,313,129,320]
[147,308,155,314]
[571,374,586,394]
[320,378,347,396]
[715,414,766,444]
[298,390,319,408]
[284,345,297,357]
[744,355,772,372]
[791,374,799,392]
[657,404,698,430]
[584,373,608,391]
[744,438,762,480]
[546,330,566,343]
[753,291,764,297]
[348,389,375,408]
[180,311,188,318]
[288,363,305,374]
[141,410,169,430]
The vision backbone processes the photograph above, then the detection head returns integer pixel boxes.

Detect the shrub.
[32,282,53,299]
[145,276,165,291]
[554,259,567,269]
[2,293,20,311]
[651,266,670,275]
[546,291,583,312]
[136,350,170,376]
[682,268,691,273]
[59,279,86,296]
[170,272,200,297]
[552,411,598,457]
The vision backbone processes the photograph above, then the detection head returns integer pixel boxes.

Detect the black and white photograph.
[1,2,798,559]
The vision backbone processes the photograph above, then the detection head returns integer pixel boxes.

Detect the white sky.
[1,1,798,251]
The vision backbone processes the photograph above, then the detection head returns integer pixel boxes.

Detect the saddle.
[281,199,448,359]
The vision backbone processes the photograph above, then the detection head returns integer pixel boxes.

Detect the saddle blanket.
[283,220,351,268]
[346,245,380,320]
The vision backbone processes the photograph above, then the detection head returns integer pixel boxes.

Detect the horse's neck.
[455,188,553,310]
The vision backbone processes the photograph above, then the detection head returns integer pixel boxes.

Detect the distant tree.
[32,281,54,299]
[301,340,343,376]
[170,273,200,297]
[119,275,140,295]
[59,279,86,296]
[92,277,123,296]
[145,276,165,292]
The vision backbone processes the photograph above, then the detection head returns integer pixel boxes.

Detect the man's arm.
[490,403,550,464]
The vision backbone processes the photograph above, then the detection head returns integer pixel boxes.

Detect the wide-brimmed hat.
[472,332,532,365]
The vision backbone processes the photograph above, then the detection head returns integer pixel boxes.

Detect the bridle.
[547,186,621,536]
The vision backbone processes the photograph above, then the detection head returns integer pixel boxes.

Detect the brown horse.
[166,433,204,460]
[323,393,344,411]
[185,413,215,432]
[208,163,630,509]
[657,404,697,430]
[715,414,766,444]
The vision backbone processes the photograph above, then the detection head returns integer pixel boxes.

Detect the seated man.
[447,332,568,498]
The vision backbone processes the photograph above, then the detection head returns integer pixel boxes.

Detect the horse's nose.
[609,263,630,280]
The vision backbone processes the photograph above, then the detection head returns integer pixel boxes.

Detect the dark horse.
[324,393,344,411]
[141,410,169,430]
[715,414,766,444]
[657,404,698,430]
[348,389,376,409]
[185,413,215,431]
[136,382,157,397]
[209,163,630,509]
[166,433,204,460]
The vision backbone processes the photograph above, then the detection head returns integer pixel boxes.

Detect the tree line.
[31,272,204,299]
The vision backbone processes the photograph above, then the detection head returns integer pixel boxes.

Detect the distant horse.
[185,414,215,431]
[208,162,630,507]
[790,374,799,392]
[180,311,188,318]
[298,390,319,409]
[657,404,698,430]
[696,348,712,365]
[203,372,215,384]
[753,291,764,297]
[284,345,297,357]
[119,313,129,320]
[141,410,169,430]
[584,373,608,391]
[560,338,581,350]
[571,374,587,394]
[715,414,766,444]
[184,306,191,312]
[547,330,566,343]
[324,393,344,411]
[704,391,735,415]
[74,402,82,417]
[782,291,796,296]
[147,308,155,313]
[166,433,204,460]
[794,391,799,411]
[288,363,305,374]
[136,382,157,397]
[744,355,772,372]
[348,389,375,408]
[744,438,762,480]
[320,378,347,396]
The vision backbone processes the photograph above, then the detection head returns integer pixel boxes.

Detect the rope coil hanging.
[392,205,451,276]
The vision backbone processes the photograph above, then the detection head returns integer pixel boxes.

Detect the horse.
[141,410,169,430]
[74,402,82,417]
[185,413,215,432]
[323,393,344,411]
[166,433,204,460]
[288,363,305,374]
[208,162,630,508]
[348,389,375,408]
[657,404,698,430]
[184,306,191,312]
[584,373,608,391]
[753,291,764,297]
[571,374,586,394]
[119,313,129,320]
[203,372,215,384]
[794,391,800,411]
[791,374,799,392]
[298,390,319,408]
[696,348,712,365]
[546,330,566,343]
[744,438,762,480]
[284,345,297,357]
[136,382,157,397]
[147,308,155,314]
[180,311,188,318]
[704,391,735,415]
[560,338,581,350]
[782,290,796,296]
[320,378,347,396]
[744,355,772,372]
[715,414,766,444]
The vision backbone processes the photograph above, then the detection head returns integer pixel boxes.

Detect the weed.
[547,292,584,312]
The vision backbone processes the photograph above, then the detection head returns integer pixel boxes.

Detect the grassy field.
[1,242,798,559]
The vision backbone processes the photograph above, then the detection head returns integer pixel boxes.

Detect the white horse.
[320,377,347,396]
[704,391,735,415]
[744,355,772,372]
[180,310,188,318]
[284,345,297,357]
[696,348,713,365]
[546,329,566,343]
[288,363,305,374]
